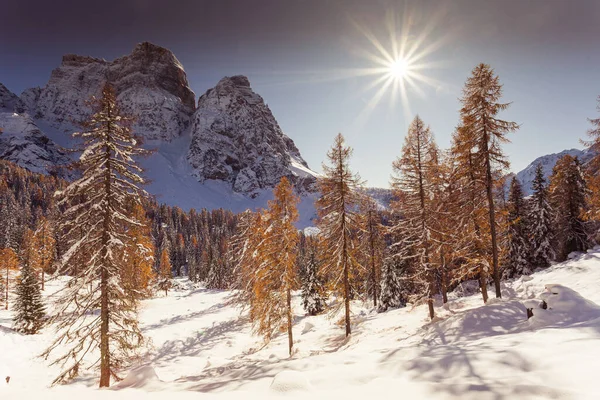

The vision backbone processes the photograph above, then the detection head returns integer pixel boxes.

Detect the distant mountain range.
[514,148,596,195]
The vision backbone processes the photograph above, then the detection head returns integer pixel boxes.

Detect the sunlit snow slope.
[3,249,600,399]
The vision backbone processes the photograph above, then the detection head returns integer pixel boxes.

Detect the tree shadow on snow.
[150,316,249,366]
[143,302,228,332]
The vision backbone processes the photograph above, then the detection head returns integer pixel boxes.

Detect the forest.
[2,63,600,388]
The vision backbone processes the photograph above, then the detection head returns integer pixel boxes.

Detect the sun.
[387,57,410,80]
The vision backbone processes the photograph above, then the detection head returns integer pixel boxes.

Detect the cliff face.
[188,75,317,195]
[0,84,69,174]
[20,42,195,140]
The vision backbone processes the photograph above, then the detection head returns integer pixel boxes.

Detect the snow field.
[3,249,600,398]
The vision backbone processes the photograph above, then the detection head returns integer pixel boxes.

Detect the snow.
[515,148,596,195]
[4,251,600,398]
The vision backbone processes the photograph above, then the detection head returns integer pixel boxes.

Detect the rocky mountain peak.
[20,42,195,140]
[188,75,317,195]
[0,83,19,111]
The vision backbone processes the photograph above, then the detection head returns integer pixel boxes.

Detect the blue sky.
[2,0,600,187]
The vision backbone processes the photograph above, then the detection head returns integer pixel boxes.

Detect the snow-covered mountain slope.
[4,247,600,398]
[0,43,321,220]
[19,42,195,141]
[188,75,317,195]
[141,131,318,227]
[0,84,69,174]
[515,148,596,195]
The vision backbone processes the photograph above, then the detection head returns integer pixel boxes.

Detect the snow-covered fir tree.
[301,248,326,316]
[316,133,363,336]
[503,177,531,278]
[528,163,555,267]
[378,251,406,312]
[549,155,589,261]
[13,236,46,334]
[43,83,151,387]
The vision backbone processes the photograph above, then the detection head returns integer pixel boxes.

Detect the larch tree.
[358,195,384,308]
[390,115,440,320]
[121,203,155,300]
[549,155,589,261]
[33,215,56,291]
[459,63,519,298]
[1,247,19,310]
[251,177,300,355]
[581,95,600,222]
[158,248,172,296]
[316,133,363,336]
[528,163,555,268]
[503,177,531,278]
[43,83,150,387]
[448,125,491,303]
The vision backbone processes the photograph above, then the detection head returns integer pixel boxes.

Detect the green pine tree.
[301,250,327,316]
[13,260,46,334]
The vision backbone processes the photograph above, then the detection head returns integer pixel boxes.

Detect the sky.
[2,0,600,188]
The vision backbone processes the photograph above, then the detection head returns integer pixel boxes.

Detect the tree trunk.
[287,288,293,356]
[479,266,489,303]
[370,221,377,307]
[440,252,448,304]
[482,131,502,298]
[427,280,435,320]
[4,265,8,310]
[99,116,112,388]
[99,262,110,387]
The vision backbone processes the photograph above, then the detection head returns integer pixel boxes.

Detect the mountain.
[0,84,69,174]
[19,42,195,141]
[515,148,596,195]
[188,75,317,196]
[0,42,319,225]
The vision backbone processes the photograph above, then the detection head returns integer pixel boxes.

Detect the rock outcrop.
[188,75,317,195]
[20,42,195,140]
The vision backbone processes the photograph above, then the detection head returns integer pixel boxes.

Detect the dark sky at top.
[2,0,600,186]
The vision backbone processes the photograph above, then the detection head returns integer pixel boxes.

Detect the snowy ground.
[3,250,600,399]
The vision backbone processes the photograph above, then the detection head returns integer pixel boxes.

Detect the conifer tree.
[252,177,300,355]
[378,251,406,312]
[504,177,531,278]
[121,204,155,300]
[158,249,172,296]
[459,63,518,298]
[390,115,440,319]
[529,163,555,267]
[301,247,327,316]
[13,248,45,334]
[316,133,363,336]
[33,216,56,291]
[549,155,589,261]
[581,95,600,221]
[1,247,19,310]
[43,84,150,387]
[359,196,384,307]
